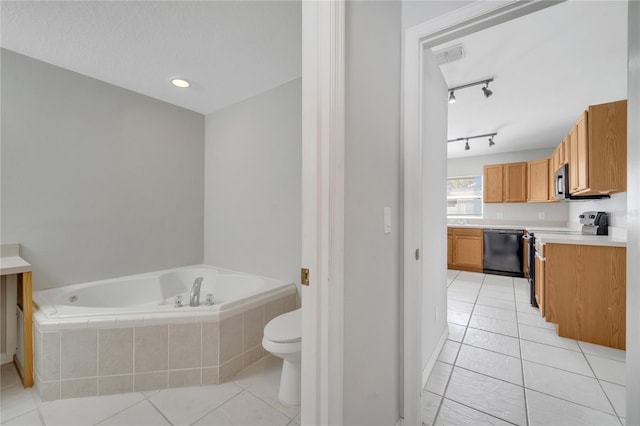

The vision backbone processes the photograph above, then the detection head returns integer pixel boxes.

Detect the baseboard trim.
[422,326,449,388]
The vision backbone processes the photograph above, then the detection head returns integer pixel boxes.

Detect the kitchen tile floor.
[0,356,299,426]
[424,270,627,426]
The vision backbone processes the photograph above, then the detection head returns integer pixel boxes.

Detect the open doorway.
[403,2,635,424]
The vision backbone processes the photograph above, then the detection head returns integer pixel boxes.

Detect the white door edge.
[301,1,345,425]
[402,2,560,424]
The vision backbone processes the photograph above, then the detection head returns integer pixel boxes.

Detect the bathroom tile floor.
[424,270,627,426]
[1,356,299,426]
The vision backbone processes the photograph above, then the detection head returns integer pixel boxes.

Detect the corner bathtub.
[31,265,297,401]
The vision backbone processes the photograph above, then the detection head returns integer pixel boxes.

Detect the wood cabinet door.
[483,165,504,203]
[454,235,483,270]
[569,124,579,192]
[527,158,549,202]
[504,162,527,202]
[534,253,545,317]
[575,112,589,192]
[563,134,570,165]
[545,243,626,349]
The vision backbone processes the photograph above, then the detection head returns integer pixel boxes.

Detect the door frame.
[301,1,345,424]
[402,2,563,424]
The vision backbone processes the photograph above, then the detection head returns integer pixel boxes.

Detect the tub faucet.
[190,277,203,307]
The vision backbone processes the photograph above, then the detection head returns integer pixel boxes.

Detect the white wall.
[448,149,571,223]
[344,2,402,424]
[203,79,301,286]
[421,48,449,377]
[626,1,640,424]
[0,49,205,290]
[402,1,474,30]
[568,193,627,232]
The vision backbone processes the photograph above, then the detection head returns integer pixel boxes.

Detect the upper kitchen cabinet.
[527,158,550,202]
[568,100,627,195]
[504,163,527,202]
[483,164,504,203]
[484,162,527,203]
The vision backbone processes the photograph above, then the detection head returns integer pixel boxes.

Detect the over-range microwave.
[553,164,609,200]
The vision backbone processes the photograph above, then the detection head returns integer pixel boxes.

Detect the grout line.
[186,386,244,426]
[512,275,530,426]
[147,396,179,426]
[524,387,621,419]
[440,396,520,426]
[579,342,623,422]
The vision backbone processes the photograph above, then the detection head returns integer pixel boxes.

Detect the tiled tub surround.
[30,265,297,401]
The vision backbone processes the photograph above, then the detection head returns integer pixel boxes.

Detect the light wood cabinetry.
[544,243,626,350]
[504,162,527,202]
[447,227,483,273]
[567,100,627,195]
[483,165,504,203]
[527,158,550,202]
[483,162,527,203]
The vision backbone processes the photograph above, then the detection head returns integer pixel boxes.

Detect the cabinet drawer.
[451,228,482,237]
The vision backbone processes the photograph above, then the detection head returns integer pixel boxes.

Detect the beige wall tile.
[168,368,201,388]
[134,372,168,392]
[169,323,201,370]
[264,299,284,326]
[202,367,219,385]
[243,306,264,351]
[60,330,97,379]
[98,375,133,395]
[202,322,219,367]
[99,328,133,376]
[134,325,168,373]
[61,377,97,399]
[243,345,264,369]
[283,294,297,313]
[219,315,242,364]
[41,332,60,381]
[36,374,60,401]
[219,356,243,383]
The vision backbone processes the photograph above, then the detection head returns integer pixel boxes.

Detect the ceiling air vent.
[433,43,465,65]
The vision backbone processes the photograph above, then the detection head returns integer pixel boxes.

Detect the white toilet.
[262,308,301,406]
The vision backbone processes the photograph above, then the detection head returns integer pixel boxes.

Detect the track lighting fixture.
[448,132,498,151]
[447,78,494,102]
[482,82,493,98]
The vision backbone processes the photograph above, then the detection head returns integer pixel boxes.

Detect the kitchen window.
[447,175,483,218]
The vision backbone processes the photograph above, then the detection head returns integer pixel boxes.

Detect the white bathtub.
[33,264,296,327]
[31,265,298,401]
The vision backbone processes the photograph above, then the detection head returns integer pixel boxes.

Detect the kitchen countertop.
[447,224,627,247]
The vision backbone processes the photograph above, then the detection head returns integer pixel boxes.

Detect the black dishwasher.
[483,229,525,277]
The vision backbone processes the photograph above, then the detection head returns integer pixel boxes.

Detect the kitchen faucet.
[190,277,203,307]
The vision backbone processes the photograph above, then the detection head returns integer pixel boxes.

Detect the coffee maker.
[579,211,609,235]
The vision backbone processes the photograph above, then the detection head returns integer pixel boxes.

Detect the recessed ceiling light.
[170,78,190,88]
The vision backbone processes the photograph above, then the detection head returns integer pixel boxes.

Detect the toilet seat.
[264,309,301,343]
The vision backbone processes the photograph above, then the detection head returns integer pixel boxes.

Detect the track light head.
[489,136,495,147]
[482,82,493,98]
[464,139,470,151]
[448,91,456,104]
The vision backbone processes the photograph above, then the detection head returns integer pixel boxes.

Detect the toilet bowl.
[262,308,301,406]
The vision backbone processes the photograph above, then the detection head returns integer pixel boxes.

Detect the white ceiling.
[435,1,628,159]
[0,1,301,115]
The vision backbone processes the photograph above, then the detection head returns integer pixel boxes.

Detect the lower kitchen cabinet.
[447,227,483,273]
[544,243,626,350]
